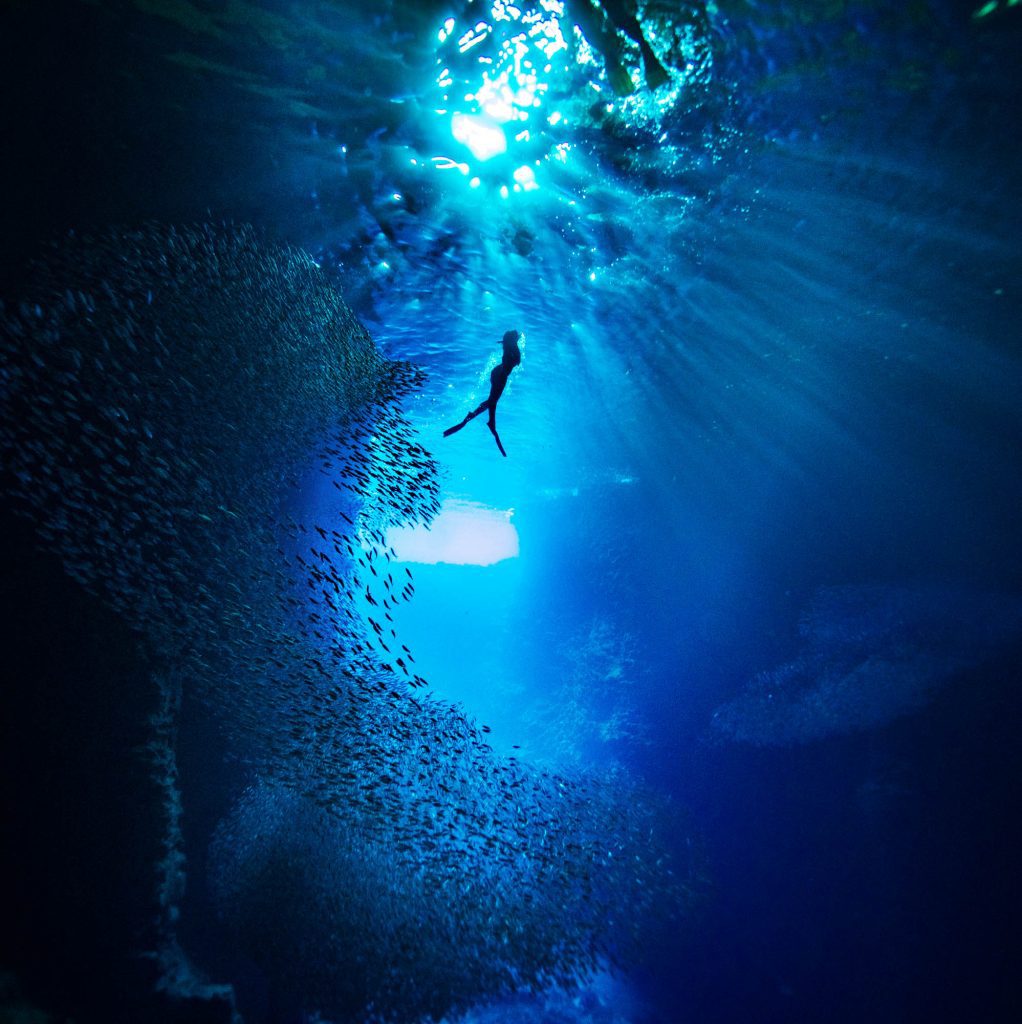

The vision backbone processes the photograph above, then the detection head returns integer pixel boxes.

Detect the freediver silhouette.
[443,330,522,457]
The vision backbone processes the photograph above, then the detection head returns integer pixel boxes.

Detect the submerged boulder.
[711,584,1022,746]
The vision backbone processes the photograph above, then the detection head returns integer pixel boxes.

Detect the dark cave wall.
[0,505,233,1024]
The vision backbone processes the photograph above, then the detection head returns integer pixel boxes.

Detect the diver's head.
[502,330,520,346]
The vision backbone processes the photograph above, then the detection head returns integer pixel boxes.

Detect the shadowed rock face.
[711,584,1022,746]
[0,506,236,1024]
[1,223,682,1023]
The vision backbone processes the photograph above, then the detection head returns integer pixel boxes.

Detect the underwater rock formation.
[0,505,236,1023]
[0,223,679,1022]
[710,584,1022,746]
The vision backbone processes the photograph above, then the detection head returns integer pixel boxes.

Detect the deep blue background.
[2,1,1020,1022]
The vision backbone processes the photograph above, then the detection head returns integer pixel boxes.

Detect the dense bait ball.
[0,223,683,1023]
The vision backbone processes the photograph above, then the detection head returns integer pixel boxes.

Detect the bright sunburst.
[431,0,572,195]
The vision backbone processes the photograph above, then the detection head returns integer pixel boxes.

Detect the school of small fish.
[0,223,681,1022]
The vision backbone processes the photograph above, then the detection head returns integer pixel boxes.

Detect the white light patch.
[433,0,569,192]
[386,500,519,565]
[513,164,538,190]
[451,112,508,160]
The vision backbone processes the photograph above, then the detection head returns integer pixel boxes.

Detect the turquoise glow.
[432,0,571,192]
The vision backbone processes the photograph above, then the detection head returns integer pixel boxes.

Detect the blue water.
[2,1,1021,1022]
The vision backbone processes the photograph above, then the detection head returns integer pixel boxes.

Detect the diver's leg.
[603,36,636,96]
[639,40,670,90]
[443,401,488,437]
[573,0,635,95]
[487,415,508,457]
[603,1,670,90]
[443,414,473,437]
